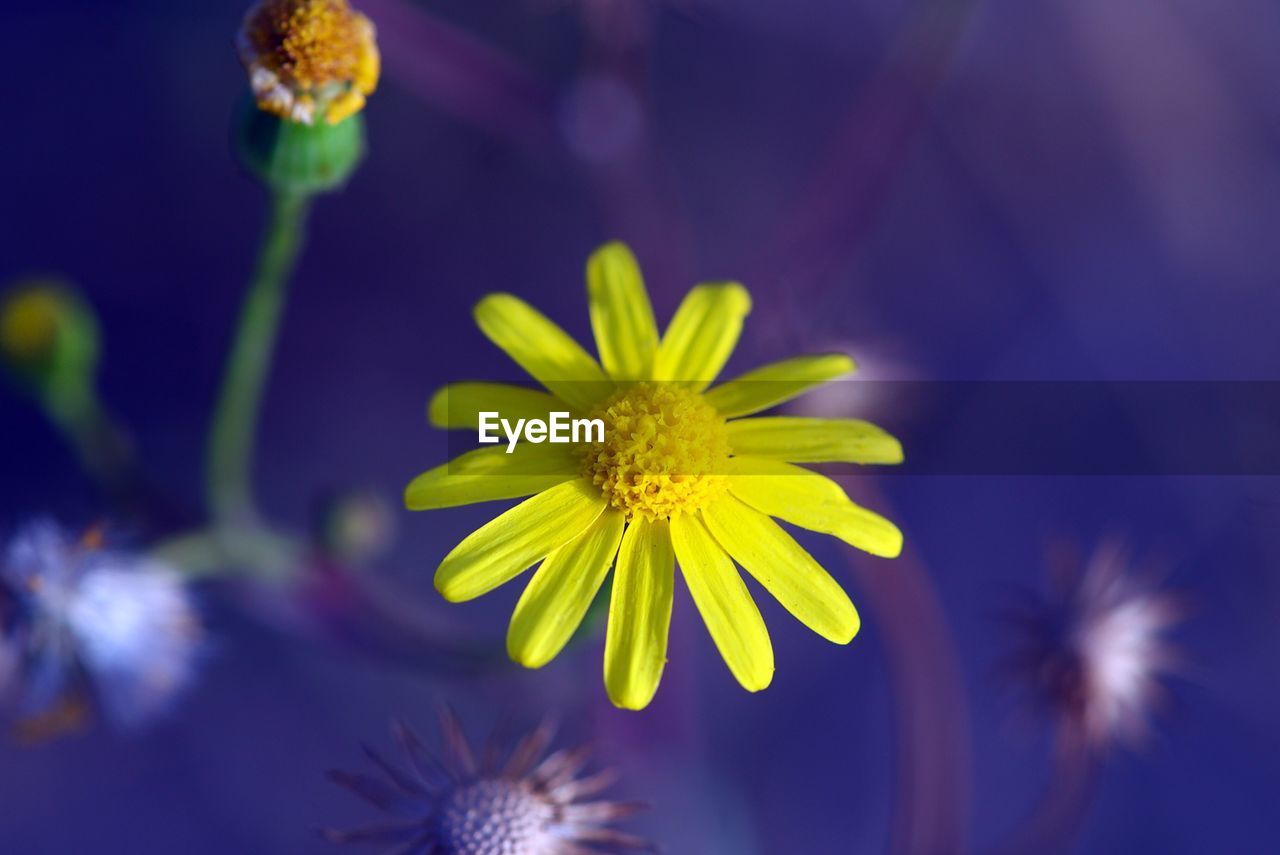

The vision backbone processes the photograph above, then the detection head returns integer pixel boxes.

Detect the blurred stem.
[839,480,973,855]
[207,188,312,524]
[989,750,1100,855]
[43,382,134,495]
[151,525,301,581]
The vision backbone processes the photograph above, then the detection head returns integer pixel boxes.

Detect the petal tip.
[609,694,654,712]
[589,240,636,266]
[725,282,753,315]
[403,484,424,511]
[742,669,775,693]
[831,617,860,645]
[434,572,469,603]
[426,387,450,427]
[827,353,857,376]
[472,291,518,322]
[605,677,659,711]
[507,644,551,671]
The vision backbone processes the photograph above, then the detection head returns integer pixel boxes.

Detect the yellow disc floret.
[582,383,731,522]
[238,0,380,126]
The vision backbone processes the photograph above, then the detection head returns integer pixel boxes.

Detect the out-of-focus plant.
[155,0,385,590]
[167,0,381,567]
[213,0,379,526]
[314,488,398,568]
[0,282,133,494]
[162,0,498,670]
[0,0,498,691]
[992,538,1185,853]
[1005,539,1183,752]
[0,521,203,739]
[324,708,651,853]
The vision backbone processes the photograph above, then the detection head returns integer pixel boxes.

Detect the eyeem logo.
[478,411,605,453]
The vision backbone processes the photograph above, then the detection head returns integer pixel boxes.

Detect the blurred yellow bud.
[0,281,100,391]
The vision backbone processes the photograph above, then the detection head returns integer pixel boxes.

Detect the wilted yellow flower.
[407,243,904,710]
[237,0,380,126]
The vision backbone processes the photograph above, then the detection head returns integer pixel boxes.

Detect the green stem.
[151,526,301,580]
[206,188,312,523]
[44,383,133,494]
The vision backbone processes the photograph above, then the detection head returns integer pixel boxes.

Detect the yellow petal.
[727,417,903,464]
[727,457,903,557]
[404,444,580,511]
[428,382,569,429]
[669,513,774,693]
[507,509,625,669]
[586,242,659,382]
[473,293,613,410]
[702,495,860,643]
[704,353,856,419]
[654,283,752,390]
[603,517,675,710]
[435,480,606,602]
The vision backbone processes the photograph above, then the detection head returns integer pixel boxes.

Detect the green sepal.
[233,95,365,195]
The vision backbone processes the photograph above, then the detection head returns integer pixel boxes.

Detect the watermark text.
[478,411,604,453]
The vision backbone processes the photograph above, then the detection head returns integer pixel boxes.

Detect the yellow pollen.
[582,383,731,522]
[239,0,380,125]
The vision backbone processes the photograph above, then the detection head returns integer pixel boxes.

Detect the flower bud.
[234,96,365,194]
[0,281,100,395]
[233,0,379,193]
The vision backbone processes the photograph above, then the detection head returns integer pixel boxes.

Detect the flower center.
[436,779,555,855]
[252,1,367,84]
[582,383,731,522]
[239,0,379,125]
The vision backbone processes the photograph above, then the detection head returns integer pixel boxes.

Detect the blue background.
[3,0,1279,852]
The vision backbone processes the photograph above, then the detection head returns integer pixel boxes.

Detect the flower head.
[1005,540,1183,751]
[0,281,99,390]
[237,0,380,126]
[406,242,903,709]
[325,710,650,853]
[0,521,202,731]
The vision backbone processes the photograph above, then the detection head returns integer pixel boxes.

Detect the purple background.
[3,0,1280,852]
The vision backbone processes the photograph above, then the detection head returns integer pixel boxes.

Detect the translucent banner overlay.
[436,381,1280,475]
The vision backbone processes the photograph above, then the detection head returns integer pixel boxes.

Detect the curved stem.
[839,480,973,855]
[43,382,134,498]
[150,526,301,581]
[206,189,311,524]
[988,749,1100,855]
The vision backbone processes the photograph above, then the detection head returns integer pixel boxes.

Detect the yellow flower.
[237,0,380,126]
[407,243,904,710]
